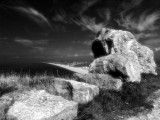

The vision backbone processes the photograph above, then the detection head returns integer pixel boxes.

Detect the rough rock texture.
[91,28,157,76]
[89,53,141,82]
[73,73,122,90]
[53,78,99,104]
[7,90,78,120]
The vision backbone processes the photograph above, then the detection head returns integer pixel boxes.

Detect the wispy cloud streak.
[53,0,99,24]
[15,7,53,31]
[15,38,48,52]
[73,7,112,33]
[79,0,99,15]
[155,47,160,52]
[74,16,104,33]
[117,11,160,32]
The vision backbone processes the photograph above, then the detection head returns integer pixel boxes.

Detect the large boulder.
[73,73,122,90]
[7,90,78,120]
[89,53,141,82]
[91,28,157,75]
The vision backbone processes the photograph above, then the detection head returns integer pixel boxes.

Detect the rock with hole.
[91,28,157,75]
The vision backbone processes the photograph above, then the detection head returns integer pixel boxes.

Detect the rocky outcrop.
[90,28,157,82]
[91,28,157,75]
[73,73,122,90]
[89,53,141,82]
[7,90,78,120]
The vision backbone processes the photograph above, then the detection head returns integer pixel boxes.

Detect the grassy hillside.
[0,67,159,120]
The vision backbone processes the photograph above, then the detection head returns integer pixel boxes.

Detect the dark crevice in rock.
[105,38,113,54]
[91,39,107,59]
[0,87,18,97]
[107,70,128,82]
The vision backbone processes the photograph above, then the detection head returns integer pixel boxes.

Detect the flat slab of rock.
[7,90,78,120]
[73,73,122,90]
[54,78,99,104]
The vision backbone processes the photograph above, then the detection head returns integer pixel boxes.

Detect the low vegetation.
[0,68,159,120]
[76,67,160,120]
[0,74,57,120]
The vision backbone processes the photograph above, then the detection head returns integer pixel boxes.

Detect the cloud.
[73,7,111,33]
[117,11,160,32]
[97,9,111,21]
[71,0,160,52]
[115,10,160,51]
[155,47,160,52]
[15,7,53,31]
[89,52,93,56]
[71,40,91,45]
[134,33,159,40]
[53,12,66,23]
[121,0,144,11]
[73,0,143,33]
[83,40,91,45]
[78,0,99,15]
[15,38,48,52]
[73,53,79,57]
[15,39,33,46]
[74,16,104,33]
[0,37,8,40]
[67,53,91,57]
[52,0,99,24]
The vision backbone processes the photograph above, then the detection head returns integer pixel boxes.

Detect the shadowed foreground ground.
[75,67,160,120]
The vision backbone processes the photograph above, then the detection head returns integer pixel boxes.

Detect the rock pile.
[6,79,99,120]
[4,28,158,120]
[75,28,157,89]
[91,28,157,76]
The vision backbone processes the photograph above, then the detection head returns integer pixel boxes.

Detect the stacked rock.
[90,28,157,82]
[74,28,157,90]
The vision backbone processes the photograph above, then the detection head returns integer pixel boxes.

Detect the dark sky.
[0,0,160,63]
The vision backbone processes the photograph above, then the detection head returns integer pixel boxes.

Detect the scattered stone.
[73,73,122,90]
[54,78,99,104]
[7,90,78,120]
[92,28,157,76]
[89,53,141,82]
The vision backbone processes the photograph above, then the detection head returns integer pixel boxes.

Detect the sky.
[0,0,160,64]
